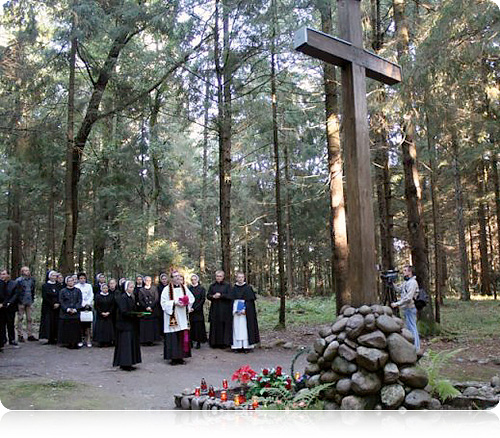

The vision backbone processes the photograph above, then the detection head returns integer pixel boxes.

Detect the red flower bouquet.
[178,295,190,306]
[232,365,257,385]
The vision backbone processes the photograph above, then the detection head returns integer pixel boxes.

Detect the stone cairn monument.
[304,304,437,410]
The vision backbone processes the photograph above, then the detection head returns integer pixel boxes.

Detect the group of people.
[0,267,260,371]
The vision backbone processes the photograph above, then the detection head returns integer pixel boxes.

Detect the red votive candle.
[221,390,227,402]
[252,396,258,409]
[208,385,215,398]
[194,387,201,396]
[201,378,207,392]
[234,395,240,406]
[239,390,246,404]
[222,378,228,389]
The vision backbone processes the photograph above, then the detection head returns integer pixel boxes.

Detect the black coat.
[39,282,60,340]
[115,293,140,332]
[188,284,206,322]
[230,283,260,345]
[58,287,82,320]
[207,281,232,323]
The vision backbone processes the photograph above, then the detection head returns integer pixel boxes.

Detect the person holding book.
[113,281,142,371]
[229,272,260,353]
[160,271,195,365]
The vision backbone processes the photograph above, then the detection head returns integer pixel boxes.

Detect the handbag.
[80,310,94,323]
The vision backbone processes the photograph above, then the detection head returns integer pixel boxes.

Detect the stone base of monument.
[174,386,250,410]
[304,304,499,410]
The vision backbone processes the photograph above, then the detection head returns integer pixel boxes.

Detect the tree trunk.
[319,0,349,314]
[477,159,491,296]
[491,155,500,297]
[200,77,210,274]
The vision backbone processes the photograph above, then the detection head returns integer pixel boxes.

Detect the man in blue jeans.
[391,265,421,352]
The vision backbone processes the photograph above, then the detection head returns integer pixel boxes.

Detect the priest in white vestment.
[161,271,195,365]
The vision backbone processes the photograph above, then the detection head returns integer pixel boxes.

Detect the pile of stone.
[304,304,438,410]
[174,387,246,410]
[444,377,500,409]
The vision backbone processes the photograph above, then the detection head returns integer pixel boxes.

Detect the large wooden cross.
[294,0,402,306]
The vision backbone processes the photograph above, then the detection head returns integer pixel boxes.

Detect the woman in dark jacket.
[58,276,83,349]
[188,274,207,349]
[113,281,142,371]
[39,270,60,345]
[94,283,115,347]
[138,276,161,345]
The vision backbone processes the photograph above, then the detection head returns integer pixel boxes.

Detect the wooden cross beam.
[294,0,402,307]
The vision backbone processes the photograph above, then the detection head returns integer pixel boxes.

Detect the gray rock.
[314,338,327,355]
[358,305,372,315]
[336,378,352,395]
[345,338,358,349]
[351,369,382,395]
[401,328,415,344]
[371,304,384,314]
[307,352,319,363]
[283,342,294,349]
[323,340,340,362]
[306,374,321,388]
[181,396,192,410]
[404,389,431,409]
[320,370,341,384]
[337,332,347,342]
[491,376,500,388]
[332,356,358,375]
[376,314,401,333]
[317,357,326,369]
[343,307,356,317]
[174,395,182,408]
[331,318,348,333]
[324,401,340,410]
[305,363,321,375]
[428,398,442,410]
[319,326,333,338]
[339,305,350,314]
[323,387,338,401]
[387,333,418,365]
[341,395,367,410]
[384,362,400,383]
[364,314,376,330]
[400,366,429,389]
[325,334,337,344]
[191,397,201,410]
[346,314,365,339]
[381,384,405,409]
[358,330,387,349]
[339,344,358,362]
[271,339,286,348]
[382,306,393,316]
[393,317,405,328]
[356,346,389,372]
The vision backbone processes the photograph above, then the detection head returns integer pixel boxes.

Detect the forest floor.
[0,296,499,410]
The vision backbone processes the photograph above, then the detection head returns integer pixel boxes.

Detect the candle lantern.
[222,379,228,389]
[201,378,208,393]
[252,396,259,410]
[234,395,240,406]
[239,390,246,404]
[221,390,228,402]
[194,387,201,397]
[294,371,301,381]
[208,385,215,398]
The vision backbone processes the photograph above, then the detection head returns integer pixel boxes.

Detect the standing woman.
[94,273,107,295]
[230,272,260,353]
[134,275,144,296]
[188,274,207,349]
[138,275,161,345]
[39,270,60,345]
[157,273,169,335]
[58,276,83,349]
[113,281,142,371]
[94,283,115,347]
[56,273,65,290]
[161,271,195,365]
[75,272,94,348]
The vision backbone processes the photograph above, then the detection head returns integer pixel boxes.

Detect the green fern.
[257,382,334,410]
[419,348,463,402]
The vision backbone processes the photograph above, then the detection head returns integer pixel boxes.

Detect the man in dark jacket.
[207,270,233,349]
[1,270,19,346]
[15,266,37,342]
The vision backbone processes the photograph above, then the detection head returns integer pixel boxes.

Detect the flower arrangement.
[231,365,257,385]
[246,366,293,398]
[178,295,190,306]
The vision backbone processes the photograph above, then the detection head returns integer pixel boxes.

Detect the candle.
[208,385,215,398]
[234,395,240,406]
[194,387,201,397]
[252,396,258,409]
[221,390,227,402]
[239,390,246,404]
[201,378,208,393]
[222,379,228,389]
[294,371,301,381]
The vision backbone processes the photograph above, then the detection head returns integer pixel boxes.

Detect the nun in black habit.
[58,276,83,349]
[229,272,260,353]
[188,274,207,349]
[94,283,115,347]
[113,280,142,371]
[39,270,60,345]
[138,275,161,345]
[207,270,233,348]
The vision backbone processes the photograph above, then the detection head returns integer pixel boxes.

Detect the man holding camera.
[391,265,420,352]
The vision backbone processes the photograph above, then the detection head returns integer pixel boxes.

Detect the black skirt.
[164,330,191,360]
[113,330,141,367]
[39,308,59,343]
[139,317,161,344]
[94,316,115,344]
[189,320,207,343]
[58,319,80,345]
[209,321,232,348]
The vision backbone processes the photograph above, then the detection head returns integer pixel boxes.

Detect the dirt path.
[0,340,309,410]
